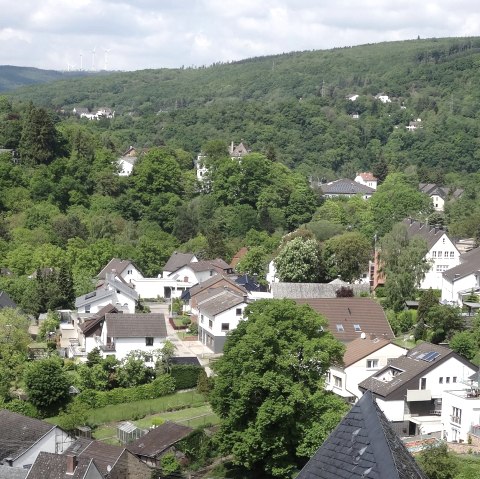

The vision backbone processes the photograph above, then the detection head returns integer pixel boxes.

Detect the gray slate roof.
[75,278,138,308]
[64,439,127,477]
[127,421,193,457]
[321,179,375,195]
[402,218,451,250]
[97,258,140,279]
[443,246,480,282]
[0,410,55,463]
[197,289,245,316]
[272,282,370,299]
[419,183,463,200]
[358,342,474,400]
[0,465,27,479]
[105,313,167,338]
[297,391,427,479]
[163,252,196,273]
[25,452,95,479]
[0,291,16,309]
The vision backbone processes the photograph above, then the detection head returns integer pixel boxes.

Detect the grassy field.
[46,390,206,427]
[91,403,219,445]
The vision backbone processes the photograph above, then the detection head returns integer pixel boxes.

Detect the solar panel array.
[417,351,440,362]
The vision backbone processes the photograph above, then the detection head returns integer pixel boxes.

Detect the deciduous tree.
[209,299,348,477]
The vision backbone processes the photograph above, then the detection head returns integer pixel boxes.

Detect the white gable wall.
[421,234,460,290]
[345,343,406,400]
[442,390,480,443]
[12,428,73,468]
[441,273,478,306]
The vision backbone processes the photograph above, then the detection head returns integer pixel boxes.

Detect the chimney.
[66,455,78,474]
[243,293,248,303]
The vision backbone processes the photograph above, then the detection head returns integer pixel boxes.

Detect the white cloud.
[0,0,478,70]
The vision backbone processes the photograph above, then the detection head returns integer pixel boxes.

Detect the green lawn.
[46,390,206,427]
[133,404,219,429]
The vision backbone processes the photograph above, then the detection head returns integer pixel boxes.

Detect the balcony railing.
[99,343,116,352]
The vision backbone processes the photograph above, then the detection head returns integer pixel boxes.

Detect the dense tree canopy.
[209,299,348,478]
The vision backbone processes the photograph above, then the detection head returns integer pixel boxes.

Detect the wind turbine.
[104,49,111,70]
[91,47,96,71]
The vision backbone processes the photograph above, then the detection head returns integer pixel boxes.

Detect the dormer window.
[336,324,344,332]
[354,324,361,332]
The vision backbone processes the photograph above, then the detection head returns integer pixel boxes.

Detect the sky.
[0,0,479,72]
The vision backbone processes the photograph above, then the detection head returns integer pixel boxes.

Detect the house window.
[236,308,242,316]
[452,407,462,425]
[436,264,448,272]
[336,324,344,332]
[354,324,361,332]
[145,337,154,346]
[420,378,427,390]
[367,359,379,369]
[127,269,133,275]
[450,252,455,258]
[85,304,91,313]
[209,270,214,277]
[200,314,204,324]
[221,323,229,331]
[446,377,450,384]
[208,320,213,329]
[144,355,153,363]
[438,251,442,258]
[432,251,437,258]
[326,372,331,383]
[439,377,443,384]
[453,377,457,383]
[334,376,342,388]
[444,251,448,257]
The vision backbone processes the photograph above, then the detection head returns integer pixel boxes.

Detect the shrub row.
[170,364,203,390]
[76,374,175,408]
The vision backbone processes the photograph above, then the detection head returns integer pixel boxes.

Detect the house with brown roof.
[0,410,74,469]
[326,336,406,403]
[358,342,477,437]
[127,421,193,468]
[297,391,427,479]
[354,172,378,190]
[25,452,102,479]
[197,288,248,353]
[64,438,151,479]
[96,313,167,363]
[293,298,394,344]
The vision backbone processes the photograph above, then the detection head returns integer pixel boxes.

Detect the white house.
[419,183,464,213]
[359,342,477,437]
[97,313,167,363]
[195,141,251,184]
[197,289,248,353]
[354,172,378,190]
[441,247,480,306]
[98,258,144,285]
[346,94,359,101]
[441,385,480,443]
[375,93,391,103]
[320,179,375,199]
[75,274,138,314]
[326,336,406,402]
[403,219,460,290]
[0,410,73,469]
[72,106,114,120]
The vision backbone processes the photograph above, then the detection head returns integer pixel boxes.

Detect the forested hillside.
[7,36,480,178]
[0,66,98,92]
[2,37,480,316]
